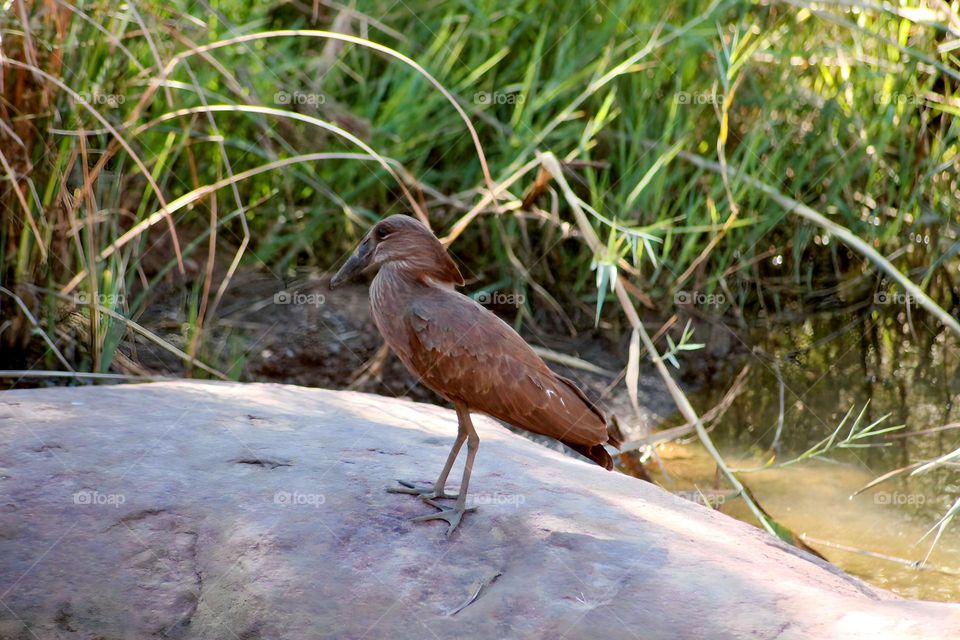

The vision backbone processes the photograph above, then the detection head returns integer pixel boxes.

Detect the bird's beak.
[330,238,373,289]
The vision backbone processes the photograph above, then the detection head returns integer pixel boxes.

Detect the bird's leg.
[412,403,479,537]
[387,408,468,500]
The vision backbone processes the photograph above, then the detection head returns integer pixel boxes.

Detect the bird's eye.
[376,226,390,240]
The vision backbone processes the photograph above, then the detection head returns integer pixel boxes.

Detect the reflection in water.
[641,311,960,601]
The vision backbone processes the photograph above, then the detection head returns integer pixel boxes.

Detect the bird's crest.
[378,215,464,287]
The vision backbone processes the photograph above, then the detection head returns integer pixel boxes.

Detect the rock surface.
[0,381,958,639]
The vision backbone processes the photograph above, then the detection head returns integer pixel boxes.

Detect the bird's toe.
[386,479,431,495]
[411,503,478,537]
[419,490,459,501]
[386,480,459,501]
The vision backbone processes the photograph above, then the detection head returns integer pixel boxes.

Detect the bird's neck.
[369,263,451,363]
[373,262,415,296]
[371,263,455,322]
[375,261,456,293]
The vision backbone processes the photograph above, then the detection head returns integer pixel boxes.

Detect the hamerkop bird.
[330,214,620,535]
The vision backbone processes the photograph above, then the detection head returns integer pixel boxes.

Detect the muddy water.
[642,312,960,602]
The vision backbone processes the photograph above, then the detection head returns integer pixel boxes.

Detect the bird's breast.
[369,268,419,369]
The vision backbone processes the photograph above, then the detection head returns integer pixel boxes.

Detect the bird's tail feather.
[552,375,621,470]
[566,440,617,471]
[606,422,622,450]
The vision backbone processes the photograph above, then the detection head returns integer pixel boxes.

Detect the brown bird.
[330,214,620,535]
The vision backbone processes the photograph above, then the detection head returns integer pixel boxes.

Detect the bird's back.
[371,272,617,466]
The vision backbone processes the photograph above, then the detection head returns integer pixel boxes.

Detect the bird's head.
[329,214,464,289]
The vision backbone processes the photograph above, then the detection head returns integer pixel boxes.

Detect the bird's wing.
[405,293,608,447]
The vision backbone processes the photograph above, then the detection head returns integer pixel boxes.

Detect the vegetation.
[3,0,959,370]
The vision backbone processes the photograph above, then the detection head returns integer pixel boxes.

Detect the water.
[641,311,960,601]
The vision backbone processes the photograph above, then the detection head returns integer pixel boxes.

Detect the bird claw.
[386,480,459,501]
[411,501,478,538]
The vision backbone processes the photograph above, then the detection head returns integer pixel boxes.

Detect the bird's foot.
[386,480,459,501]
[411,500,478,538]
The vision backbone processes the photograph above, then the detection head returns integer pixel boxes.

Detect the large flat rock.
[0,381,957,639]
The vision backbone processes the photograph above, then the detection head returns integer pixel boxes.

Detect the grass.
[3,1,957,372]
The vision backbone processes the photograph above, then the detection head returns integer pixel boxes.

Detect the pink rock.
[0,381,957,639]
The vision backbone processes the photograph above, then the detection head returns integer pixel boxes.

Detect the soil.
[124,268,680,447]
